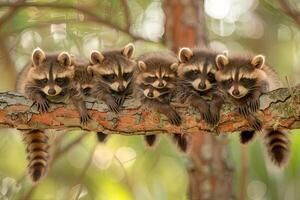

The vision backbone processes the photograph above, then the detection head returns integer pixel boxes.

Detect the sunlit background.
[0,0,300,199]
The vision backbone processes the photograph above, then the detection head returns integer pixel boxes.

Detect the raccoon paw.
[80,113,91,124]
[36,99,50,113]
[249,118,262,131]
[208,107,220,125]
[107,100,120,113]
[238,105,250,116]
[168,110,182,126]
[199,107,211,124]
[116,96,125,108]
[249,99,260,112]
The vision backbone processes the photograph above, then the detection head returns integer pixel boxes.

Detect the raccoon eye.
[123,72,133,81]
[55,77,68,85]
[144,76,156,83]
[207,72,216,82]
[36,78,48,85]
[185,70,199,79]
[221,78,233,88]
[240,78,255,86]
[102,74,116,82]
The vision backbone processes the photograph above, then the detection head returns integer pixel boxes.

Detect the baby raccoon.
[17,48,90,182]
[88,43,136,143]
[215,54,290,167]
[135,52,181,147]
[177,48,225,125]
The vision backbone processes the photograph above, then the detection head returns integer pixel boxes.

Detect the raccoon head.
[136,57,178,91]
[177,48,219,92]
[28,47,74,96]
[73,57,94,96]
[215,54,266,99]
[88,43,136,93]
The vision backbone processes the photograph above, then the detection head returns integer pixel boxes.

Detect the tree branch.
[278,0,300,28]
[0,86,299,134]
[0,1,152,43]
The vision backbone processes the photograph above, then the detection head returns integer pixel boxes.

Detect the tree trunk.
[164,1,233,199]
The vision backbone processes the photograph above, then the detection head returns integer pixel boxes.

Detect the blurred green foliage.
[0,0,300,199]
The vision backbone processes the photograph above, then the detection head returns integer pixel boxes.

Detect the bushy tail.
[172,134,188,153]
[144,135,158,147]
[24,130,50,183]
[264,129,290,167]
[240,130,256,144]
[96,132,109,143]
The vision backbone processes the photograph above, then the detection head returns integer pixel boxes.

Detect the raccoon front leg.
[209,94,225,125]
[245,113,262,131]
[248,90,261,113]
[101,92,120,113]
[153,102,181,126]
[187,94,211,124]
[27,89,50,113]
[71,97,91,124]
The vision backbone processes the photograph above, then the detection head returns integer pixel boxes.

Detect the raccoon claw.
[238,105,250,116]
[36,100,49,113]
[168,111,182,126]
[249,118,262,131]
[80,113,91,125]
[116,96,125,107]
[107,100,120,113]
[249,99,260,112]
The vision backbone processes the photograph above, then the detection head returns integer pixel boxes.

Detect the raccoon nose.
[147,92,154,98]
[48,88,56,95]
[118,85,125,92]
[158,82,164,88]
[198,82,206,89]
[232,89,240,96]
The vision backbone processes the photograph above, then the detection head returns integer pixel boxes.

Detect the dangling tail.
[264,129,290,167]
[24,130,50,182]
[96,132,110,143]
[240,130,256,144]
[144,135,158,147]
[172,134,188,153]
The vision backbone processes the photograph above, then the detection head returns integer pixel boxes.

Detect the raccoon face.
[140,84,170,99]
[29,48,74,96]
[88,43,135,93]
[137,60,178,90]
[215,54,266,99]
[177,48,217,92]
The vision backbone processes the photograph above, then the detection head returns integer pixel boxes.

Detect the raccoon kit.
[16,48,90,182]
[88,43,136,142]
[135,52,181,147]
[215,54,290,166]
[177,48,225,125]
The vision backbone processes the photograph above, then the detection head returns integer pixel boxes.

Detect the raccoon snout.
[147,92,154,98]
[198,82,206,90]
[48,88,57,96]
[118,85,126,92]
[232,89,240,96]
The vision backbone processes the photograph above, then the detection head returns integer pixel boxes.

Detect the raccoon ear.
[222,50,229,57]
[122,43,135,58]
[138,61,147,71]
[57,52,72,67]
[178,47,193,63]
[90,50,105,64]
[216,54,229,70]
[170,63,178,71]
[31,47,46,67]
[251,55,265,69]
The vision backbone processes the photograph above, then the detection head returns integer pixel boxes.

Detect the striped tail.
[172,134,188,153]
[264,129,290,167]
[24,130,50,182]
[144,135,158,147]
[96,132,109,143]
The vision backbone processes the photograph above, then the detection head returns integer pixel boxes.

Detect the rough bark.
[0,87,298,133]
[164,1,232,199]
